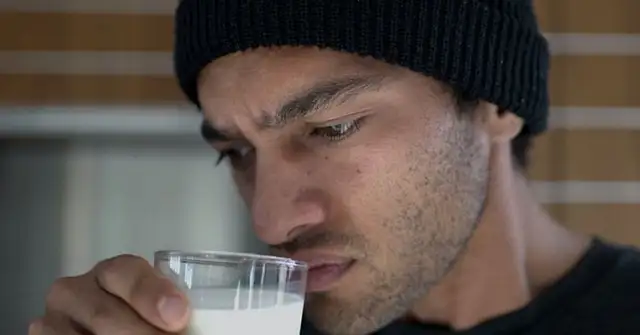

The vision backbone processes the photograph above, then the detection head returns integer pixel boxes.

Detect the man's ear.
[478,102,524,143]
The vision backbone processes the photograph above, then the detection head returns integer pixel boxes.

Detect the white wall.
[60,136,264,274]
[0,140,67,335]
[0,136,262,334]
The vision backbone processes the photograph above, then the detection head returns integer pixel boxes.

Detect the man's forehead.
[198,47,399,90]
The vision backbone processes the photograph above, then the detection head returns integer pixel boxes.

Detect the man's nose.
[250,157,327,246]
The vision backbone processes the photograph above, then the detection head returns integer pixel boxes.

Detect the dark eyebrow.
[266,75,386,127]
[200,120,229,143]
[200,74,386,143]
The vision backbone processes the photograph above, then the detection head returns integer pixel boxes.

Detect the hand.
[29,254,191,334]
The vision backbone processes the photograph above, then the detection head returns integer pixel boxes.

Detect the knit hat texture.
[174,0,550,135]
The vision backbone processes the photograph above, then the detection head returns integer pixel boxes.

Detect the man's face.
[198,47,491,334]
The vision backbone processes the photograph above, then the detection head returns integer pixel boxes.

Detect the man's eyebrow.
[199,74,387,142]
[267,75,386,127]
[200,120,230,143]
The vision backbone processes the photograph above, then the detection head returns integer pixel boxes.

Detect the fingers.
[28,315,84,335]
[93,254,190,332]
[39,254,191,335]
[45,275,168,334]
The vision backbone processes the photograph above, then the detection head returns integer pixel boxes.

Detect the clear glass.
[154,251,308,335]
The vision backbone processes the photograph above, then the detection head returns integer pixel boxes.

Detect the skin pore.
[196,46,592,335]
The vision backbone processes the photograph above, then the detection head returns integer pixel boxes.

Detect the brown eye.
[310,118,364,141]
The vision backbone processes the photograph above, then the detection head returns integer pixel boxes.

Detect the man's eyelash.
[215,147,253,167]
[216,152,228,166]
[311,117,366,141]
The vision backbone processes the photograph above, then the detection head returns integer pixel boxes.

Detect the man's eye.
[216,146,254,167]
[310,118,364,142]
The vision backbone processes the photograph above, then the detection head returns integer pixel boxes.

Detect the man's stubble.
[305,112,491,335]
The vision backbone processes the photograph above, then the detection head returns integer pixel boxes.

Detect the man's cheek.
[233,175,254,207]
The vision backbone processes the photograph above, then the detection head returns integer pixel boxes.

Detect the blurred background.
[0,0,638,334]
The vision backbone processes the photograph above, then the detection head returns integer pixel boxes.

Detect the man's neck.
[408,154,592,330]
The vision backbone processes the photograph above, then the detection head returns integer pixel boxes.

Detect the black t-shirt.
[301,239,640,334]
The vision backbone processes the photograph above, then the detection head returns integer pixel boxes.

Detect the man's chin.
[304,296,389,335]
[303,270,381,334]
[303,298,364,335]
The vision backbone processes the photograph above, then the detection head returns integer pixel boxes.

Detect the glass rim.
[154,250,308,269]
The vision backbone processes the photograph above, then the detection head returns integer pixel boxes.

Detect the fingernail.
[158,295,187,327]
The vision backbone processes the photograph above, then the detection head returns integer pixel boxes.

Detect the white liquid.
[186,288,305,335]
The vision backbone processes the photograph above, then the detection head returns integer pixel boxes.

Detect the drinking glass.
[154,251,308,335]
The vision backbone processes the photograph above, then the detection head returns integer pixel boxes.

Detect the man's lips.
[306,261,354,292]
[290,252,355,293]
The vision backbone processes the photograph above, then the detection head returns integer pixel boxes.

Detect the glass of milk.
[154,251,308,335]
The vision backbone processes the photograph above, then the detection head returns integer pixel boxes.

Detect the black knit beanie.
[174,0,550,135]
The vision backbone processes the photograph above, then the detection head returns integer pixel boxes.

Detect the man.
[30,0,640,334]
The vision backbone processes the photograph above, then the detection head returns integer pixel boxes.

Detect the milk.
[186,288,305,335]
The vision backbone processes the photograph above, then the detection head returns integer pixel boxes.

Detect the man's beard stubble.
[297,196,486,335]
[272,120,489,335]
[287,177,488,335]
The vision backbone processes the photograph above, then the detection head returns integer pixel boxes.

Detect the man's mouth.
[290,253,355,293]
[306,261,355,292]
